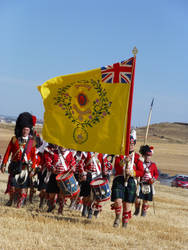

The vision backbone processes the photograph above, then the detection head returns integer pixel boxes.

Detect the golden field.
[0,123,188,250]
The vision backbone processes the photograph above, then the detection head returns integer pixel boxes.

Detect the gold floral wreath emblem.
[54,79,112,144]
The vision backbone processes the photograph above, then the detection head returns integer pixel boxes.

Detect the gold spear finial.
[132,46,138,56]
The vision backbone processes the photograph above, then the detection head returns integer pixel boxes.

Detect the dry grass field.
[0,123,188,250]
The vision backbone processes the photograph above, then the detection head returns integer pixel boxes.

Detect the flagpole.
[124,46,138,156]
[144,98,154,145]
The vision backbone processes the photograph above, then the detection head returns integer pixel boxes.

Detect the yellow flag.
[38,57,136,155]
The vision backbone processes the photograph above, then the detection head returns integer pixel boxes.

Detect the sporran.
[141,184,151,194]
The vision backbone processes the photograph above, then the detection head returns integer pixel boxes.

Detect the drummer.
[70,151,88,211]
[43,144,76,214]
[79,151,109,219]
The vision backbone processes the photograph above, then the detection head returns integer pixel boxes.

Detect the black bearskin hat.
[139,145,154,156]
[15,112,36,138]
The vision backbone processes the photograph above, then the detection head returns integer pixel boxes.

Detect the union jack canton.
[101,57,133,84]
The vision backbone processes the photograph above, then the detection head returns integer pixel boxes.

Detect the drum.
[90,178,111,203]
[56,171,80,197]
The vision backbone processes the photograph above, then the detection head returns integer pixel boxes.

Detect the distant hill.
[0,122,42,134]
[136,122,188,144]
[0,114,43,125]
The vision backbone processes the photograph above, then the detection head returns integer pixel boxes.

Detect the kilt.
[111,176,137,203]
[79,173,92,197]
[38,169,47,191]
[138,183,153,201]
[46,173,60,194]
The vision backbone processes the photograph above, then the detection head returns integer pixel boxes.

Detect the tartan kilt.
[46,173,60,194]
[79,173,92,197]
[80,180,91,197]
[111,176,137,203]
[38,169,47,191]
[138,183,153,201]
[111,176,125,201]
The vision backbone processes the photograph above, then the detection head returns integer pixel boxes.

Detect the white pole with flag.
[144,98,154,145]
[144,98,156,215]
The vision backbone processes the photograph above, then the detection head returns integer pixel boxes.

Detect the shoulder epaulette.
[12,136,17,144]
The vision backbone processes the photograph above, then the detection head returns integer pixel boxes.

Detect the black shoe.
[122,222,128,228]
[113,220,120,228]
[47,204,55,213]
[69,201,76,211]
[5,200,13,206]
[76,204,82,211]
[134,207,140,216]
[39,198,44,208]
[141,211,146,217]
[87,208,93,219]
[113,215,120,228]
[94,210,99,218]
[82,205,88,217]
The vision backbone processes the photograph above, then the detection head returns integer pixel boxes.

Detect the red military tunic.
[141,161,159,183]
[43,147,76,175]
[113,152,144,178]
[2,136,36,169]
[79,152,109,177]
[74,151,87,175]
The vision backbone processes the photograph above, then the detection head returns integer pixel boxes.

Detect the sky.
[0,0,188,127]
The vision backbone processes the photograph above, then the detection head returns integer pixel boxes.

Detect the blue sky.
[0,0,187,127]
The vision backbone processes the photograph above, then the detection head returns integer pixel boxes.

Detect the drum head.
[56,171,73,182]
[90,178,106,187]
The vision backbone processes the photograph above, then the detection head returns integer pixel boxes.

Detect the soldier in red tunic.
[30,139,48,208]
[43,144,77,213]
[28,133,44,204]
[70,151,88,211]
[111,130,144,228]
[79,152,109,219]
[0,112,37,208]
[134,145,159,216]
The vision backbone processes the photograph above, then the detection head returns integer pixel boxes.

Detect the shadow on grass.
[26,205,92,225]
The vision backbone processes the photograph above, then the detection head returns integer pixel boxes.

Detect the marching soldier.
[30,139,48,208]
[111,129,144,228]
[70,151,87,211]
[0,112,37,208]
[79,152,109,219]
[134,145,159,216]
[44,144,77,214]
